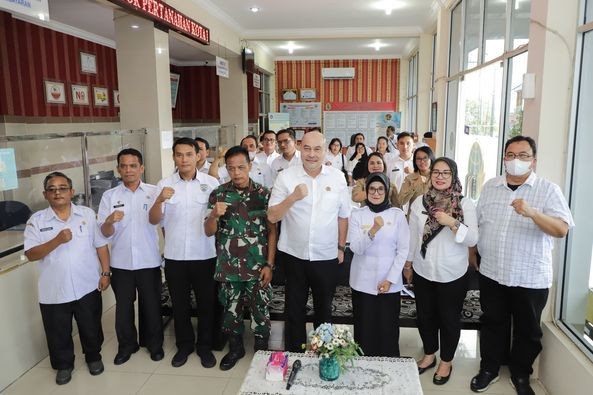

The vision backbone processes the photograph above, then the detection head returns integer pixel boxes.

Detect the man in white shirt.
[387,132,415,192]
[268,131,351,352]
[241,135,274,188]
[270,129,301,180]
[149,138,220,369]
[255,130,280,166]
[195,137,211,174]
[24,172,110,385]
[98,149,163,366]
[470,136,574,395]
[386,125,398,153]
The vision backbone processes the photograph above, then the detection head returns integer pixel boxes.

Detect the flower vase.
[319,356,340,381]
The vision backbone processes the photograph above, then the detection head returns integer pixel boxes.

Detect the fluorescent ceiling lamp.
[281,42,301,54]
[373,0,405,15]
[369,41,388,51]
[250,6,260,13]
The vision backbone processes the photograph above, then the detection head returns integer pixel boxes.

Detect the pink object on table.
[265,352,289,381]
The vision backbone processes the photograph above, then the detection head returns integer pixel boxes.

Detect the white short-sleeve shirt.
[97,182,161,270]
[348,206,409,295]
[24,204,108,304]
[324,152,346,170]
[407,196,479,283]
[270,151,301,180]
[255,151,280,166]
[269,165,351,261]
[156,172,219,261]
[387,156,414,191]
[477,173,575,288]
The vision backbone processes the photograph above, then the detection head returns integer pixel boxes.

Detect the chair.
[0,200,32,231]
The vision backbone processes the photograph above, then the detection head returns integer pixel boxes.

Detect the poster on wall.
[0,0,49,22]
[93,87,109,106]
[280,102,322,128]
[113,90,120,107]
[323,111,401,147]
[71,84,89,105]
[80,52,97,74]
[216,57,229,78]
[44,80,66,104]
[170,72,180,108]
[0,148,18,192]
[269,112,290,132]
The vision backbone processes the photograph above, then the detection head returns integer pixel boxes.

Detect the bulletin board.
[323,111,401,147]
[279,102,322,128]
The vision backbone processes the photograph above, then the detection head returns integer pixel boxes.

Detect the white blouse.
[324,151,346,170]
[407,195,478,283]
[348,206,410,295]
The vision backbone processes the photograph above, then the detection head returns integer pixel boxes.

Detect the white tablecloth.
[239,351,423,395]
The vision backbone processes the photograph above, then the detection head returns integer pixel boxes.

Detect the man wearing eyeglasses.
[256,130,280,166]
[470,136,574,395]
[270,129,301,180]
[24,172,110,385]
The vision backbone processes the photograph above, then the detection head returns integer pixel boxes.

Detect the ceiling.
[45,0,440,62]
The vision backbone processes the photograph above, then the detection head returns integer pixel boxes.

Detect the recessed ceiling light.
[369,40,388,51]
[131,24,139,29]
[250,6,260,13]
[374,1,405,16]
[281,42,301,54]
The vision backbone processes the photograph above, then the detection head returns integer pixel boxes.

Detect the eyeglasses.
[431,170,452,179]
[504,152,533,161]
[262,138,276,143]
[368,186,386,195]
[45,187,71,194]
[415,156,430,162]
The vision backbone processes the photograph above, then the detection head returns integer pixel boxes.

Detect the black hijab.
[364,172,392,213]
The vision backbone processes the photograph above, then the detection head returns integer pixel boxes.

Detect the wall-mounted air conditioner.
[321,67,355,80]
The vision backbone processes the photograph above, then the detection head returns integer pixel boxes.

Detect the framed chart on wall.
[280,102,322,128]
[93,87,109,106]
[80,51,97,74]
[71,84,89,105]
[300,88,316,100]
[44,80,66,104]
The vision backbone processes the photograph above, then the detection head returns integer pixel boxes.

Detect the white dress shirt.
[387,156,414,191]
[156,171,219,261]
[269,165,351,261]
[198,160,211,174]
[249,159,274,188]
[348,206,409,295]
[24,204,108,304]
[407,196,478,283]
[97,182,161,270]
[270,151,301,179]
[324,151,347,170]
[477,172,574,289]
[256,151,280,166]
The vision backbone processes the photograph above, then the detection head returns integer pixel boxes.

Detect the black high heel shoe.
[417,358,436,375]
[433,365,452,385]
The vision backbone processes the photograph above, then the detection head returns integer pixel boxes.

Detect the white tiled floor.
[2,306,549,395]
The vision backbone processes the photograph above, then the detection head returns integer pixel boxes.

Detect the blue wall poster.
[0,148,18,191]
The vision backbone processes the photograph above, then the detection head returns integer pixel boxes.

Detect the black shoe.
[55,368,73,385]
[150,349,165,362]
[87,360,104,376]
[197,349,217,368]
[433,365,452,385]
[470,370,499,392]
[254,336,269,352]
[417,358,437,375]
[510,376,535,395]
[114,345,140,365]
[219,336,245,371]
[171,350,191,368]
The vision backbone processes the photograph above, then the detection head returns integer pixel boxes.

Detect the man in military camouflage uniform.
[205,146,278,371]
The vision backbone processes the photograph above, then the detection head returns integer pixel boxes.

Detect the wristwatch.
[451,220,461,231]
[338,245,347,252]
[100,271,112,277]
[264,263,275,271]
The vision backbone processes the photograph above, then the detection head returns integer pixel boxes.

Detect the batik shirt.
[208,180,270,282]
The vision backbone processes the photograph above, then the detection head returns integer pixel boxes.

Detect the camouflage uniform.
[208,180,272,338]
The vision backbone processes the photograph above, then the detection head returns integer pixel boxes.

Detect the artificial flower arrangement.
[304,323,363,372]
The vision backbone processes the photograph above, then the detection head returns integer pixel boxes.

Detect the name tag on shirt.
[392,168,399,172]
[40,227,53,232]
[113,203,125,208]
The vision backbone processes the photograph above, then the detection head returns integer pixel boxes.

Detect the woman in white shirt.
[348,172,409,357]
[405,157,478,385]
[324,138,346,170]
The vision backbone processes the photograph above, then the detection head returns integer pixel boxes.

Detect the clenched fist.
[55,228,72,244]
[292,183,308,201]
[373,216,384,229]
[158,187,175,202]
[212,202,229,218]
[106,210,124,224]
[404,166,413,174]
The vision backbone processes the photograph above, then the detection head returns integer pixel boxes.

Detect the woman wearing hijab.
[405,157,478,385]
[351,152,399,207]
[398,146,435,216]
[348,172,409,357]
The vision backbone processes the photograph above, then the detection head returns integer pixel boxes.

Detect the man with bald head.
[268,131,351,352]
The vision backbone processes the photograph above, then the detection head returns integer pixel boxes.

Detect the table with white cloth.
[239,351,424,395]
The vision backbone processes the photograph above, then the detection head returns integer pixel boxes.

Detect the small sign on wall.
[253,73,261,89]
[71,84,89,105]
[80,51,97,74]
[44,80,66,104]
[113,90,120,107]
[216,56,229,78]
[93,87,109,106]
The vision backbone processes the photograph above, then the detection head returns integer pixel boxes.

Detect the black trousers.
[283,252,338,352]
[39,290,103,370]
[413,270,468,362]
[164,258,219,353]
[352,289,401,357]
[479,273,549,377]
[111,267,163,354]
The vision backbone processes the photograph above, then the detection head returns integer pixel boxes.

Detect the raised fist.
[292,183,308,201]
[56,228,72,244]
[158,186,175,202]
